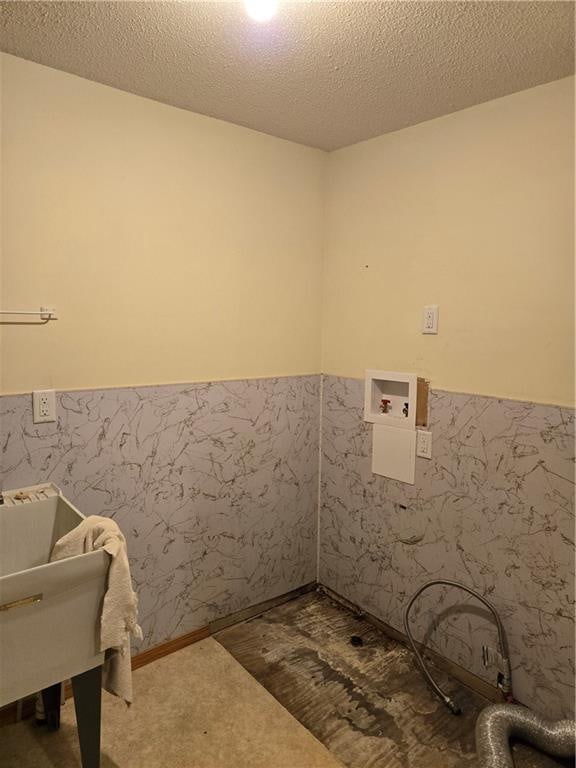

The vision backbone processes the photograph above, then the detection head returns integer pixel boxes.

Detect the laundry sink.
[0,484,108,708]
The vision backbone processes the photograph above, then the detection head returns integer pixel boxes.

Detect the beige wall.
[0,54,325,394]
[322,77,575,406]
[1,56,573,405]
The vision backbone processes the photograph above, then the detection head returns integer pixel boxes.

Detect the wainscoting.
[0,375,320,650]
[320,375,575,719]
[1,373,573,718]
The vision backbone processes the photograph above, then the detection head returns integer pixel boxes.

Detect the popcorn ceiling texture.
[1,1,574,150]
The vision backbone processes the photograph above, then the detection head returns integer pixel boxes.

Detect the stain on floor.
[216,590,574,768]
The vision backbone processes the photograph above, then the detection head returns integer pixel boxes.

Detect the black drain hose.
[403,579,513,715]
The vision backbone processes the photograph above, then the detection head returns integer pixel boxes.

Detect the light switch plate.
[422,305,439,334]
[416,429,432,459]
[33,390,56,423]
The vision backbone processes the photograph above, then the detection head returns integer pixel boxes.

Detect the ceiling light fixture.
[244,0,278,23]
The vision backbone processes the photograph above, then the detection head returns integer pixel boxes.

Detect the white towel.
[50,515,143,704]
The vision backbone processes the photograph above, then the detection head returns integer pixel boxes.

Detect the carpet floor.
[1,637,343,768]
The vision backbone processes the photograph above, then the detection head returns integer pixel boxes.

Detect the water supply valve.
[380,398,391,414]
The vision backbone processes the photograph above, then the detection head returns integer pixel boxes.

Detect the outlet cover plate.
[422,305,439,334]
[416,429,432,459]
[33,390,56,423]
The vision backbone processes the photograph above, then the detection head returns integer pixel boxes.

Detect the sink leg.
[72,665,102,768]
[41,682,62,730]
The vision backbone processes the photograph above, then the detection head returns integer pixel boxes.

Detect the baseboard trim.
[210,581,317,634]
[319,584,501,704]
[2,580,500,727]
[0,696,36,727]
[131,625,211,671]
[134,582,317,667]
[1,582,316,725]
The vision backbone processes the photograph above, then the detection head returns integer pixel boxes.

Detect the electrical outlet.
[416,429,432,459]
[422,305,439,334]
[33,390,56,423]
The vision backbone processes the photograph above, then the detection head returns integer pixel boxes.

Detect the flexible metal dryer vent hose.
[403,579,513,715]
[475,704,576,767]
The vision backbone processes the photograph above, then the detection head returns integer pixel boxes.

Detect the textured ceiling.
[1,1,574,150]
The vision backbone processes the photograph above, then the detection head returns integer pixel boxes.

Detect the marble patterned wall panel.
[319,375,575,719]
[1,375,320,650]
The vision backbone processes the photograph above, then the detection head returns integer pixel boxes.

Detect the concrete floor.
[1,638,342,768]
[216,590,574,768]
